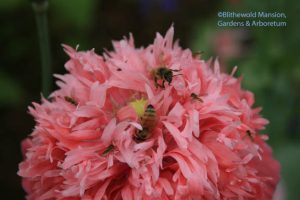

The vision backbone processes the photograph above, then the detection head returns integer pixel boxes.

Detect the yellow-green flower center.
[129,98,147,117]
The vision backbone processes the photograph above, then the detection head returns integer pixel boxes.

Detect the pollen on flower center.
[129,98,147,117]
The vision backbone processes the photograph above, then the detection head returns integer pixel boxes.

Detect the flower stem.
[31,0,52,96]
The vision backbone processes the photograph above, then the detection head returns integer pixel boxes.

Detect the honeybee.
[191,93,203,102]
[192,51,204,58]
[101,144,114,156]
[64,96,78,106]
[133,104,157,143]
[150,67,181,89]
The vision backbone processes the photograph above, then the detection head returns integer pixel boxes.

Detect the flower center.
[129,98,147,117]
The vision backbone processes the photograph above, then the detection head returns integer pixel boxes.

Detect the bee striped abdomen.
[141,105,156,129]
[133,105,157,143]
[64,96,78,106]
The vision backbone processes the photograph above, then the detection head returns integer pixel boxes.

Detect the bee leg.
[162,80,166,88]
[154,77,158,88]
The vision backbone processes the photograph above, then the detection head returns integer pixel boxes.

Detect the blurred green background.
[0,0,299,199]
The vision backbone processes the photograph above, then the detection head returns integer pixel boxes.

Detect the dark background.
[0,0,299,199]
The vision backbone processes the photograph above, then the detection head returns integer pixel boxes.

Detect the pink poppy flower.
[18,26,280,199]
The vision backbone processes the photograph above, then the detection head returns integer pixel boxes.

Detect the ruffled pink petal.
[162,121,188,149]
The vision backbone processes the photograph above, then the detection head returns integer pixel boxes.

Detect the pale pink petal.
[74,105,104,118]
[168,102,185,127]
[163,121,188,149]
[189,109,200,137]
[94,180,111,199]
[88,81,108,108]
[121,185,133,200]
[100,118,116,144]
[159,178,174,195]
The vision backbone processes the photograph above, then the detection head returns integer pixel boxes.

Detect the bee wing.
[130,122,143,130]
